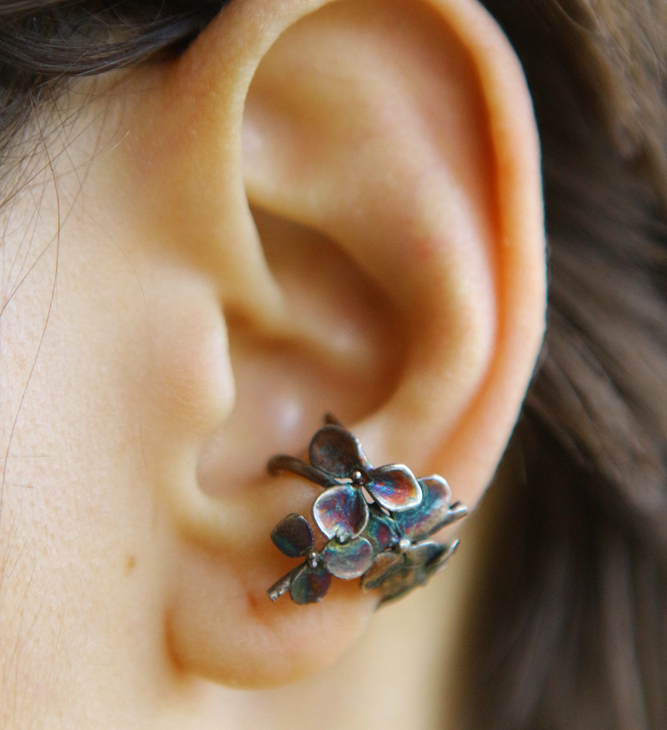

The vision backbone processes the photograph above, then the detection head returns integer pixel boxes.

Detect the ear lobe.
[117,0,545,689]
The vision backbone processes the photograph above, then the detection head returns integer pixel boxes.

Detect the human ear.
[110,0,545,689]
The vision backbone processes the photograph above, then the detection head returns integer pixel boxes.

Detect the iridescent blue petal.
[289,564,332,605]
[366,464,422,512]
[393,475,452,541]
[309,425,370,478]
[363,508,399,554]
[271,513,314,557]
[322,537,373,579]
[313,484,369,541]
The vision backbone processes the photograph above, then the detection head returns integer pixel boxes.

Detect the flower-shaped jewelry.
[268,512,374,604]
[267,416,467,605]
[361,475,468,603]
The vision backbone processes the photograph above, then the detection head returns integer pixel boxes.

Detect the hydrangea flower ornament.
[267,415,467,606]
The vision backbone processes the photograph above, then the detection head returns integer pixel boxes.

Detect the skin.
[0,0,545,727]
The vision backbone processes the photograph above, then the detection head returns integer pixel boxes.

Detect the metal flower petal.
[373,542,446,603]
[271,513,314,558]
[361,539,458,603]
[313,484,369,541]
[426,538,460,575]
[366,464,422,512]
[360,550,403,592]
[308,425,370,478]
[363,507,400,554]
[289,564,332,605]
[321,536,374,579]
[380,541,458,603]
[393,475,452,541]
[404,540,448,568]
[374,564,425,603]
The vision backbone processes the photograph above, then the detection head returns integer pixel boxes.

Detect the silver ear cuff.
[267,415,467,606]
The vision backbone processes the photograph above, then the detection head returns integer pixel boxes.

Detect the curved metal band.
[267,454,337,488]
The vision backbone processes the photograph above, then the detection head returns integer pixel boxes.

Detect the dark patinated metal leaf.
[271,513,314,558]
[361,537,454,602]
[423,538,459,576]
[371,549,431,603]
[393,475,452,541]
[309,425,369,477]
[313,484,369,541]
[322,536,374,579]
[405,540,447,568]
[378,541,457,603]
[366,464,422,512]
[289,564,332,605]
[363,507,400,553]
[376,565,422,603]
[360,551,403,592]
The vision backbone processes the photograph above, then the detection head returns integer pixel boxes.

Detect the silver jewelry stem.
[267,572,294,602]
[268,455,337,488]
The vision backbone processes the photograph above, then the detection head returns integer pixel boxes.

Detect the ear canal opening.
[195,203,408,499]
[250,204,407,379]
[207,0,450,492]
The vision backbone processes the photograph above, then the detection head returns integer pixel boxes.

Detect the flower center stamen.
[351,469,364,485]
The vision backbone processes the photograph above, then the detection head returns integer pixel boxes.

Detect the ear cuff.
[267,415,467,606]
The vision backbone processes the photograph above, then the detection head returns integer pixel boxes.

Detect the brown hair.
[462,2,667,728]
[0,1,665,728]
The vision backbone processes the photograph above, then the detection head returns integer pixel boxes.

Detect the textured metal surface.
[289,564,332,605]
[271,513,314,558]
[365,464,422,512]
[309,425,370,477]
[363,508,399,553]
[322,537,374,580]
[313,485,369,541]
[267,417,467,606]
[393,475,451,541]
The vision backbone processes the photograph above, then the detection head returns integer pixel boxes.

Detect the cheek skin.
[0,146,239,723]
[0,110,377,704]
[134,267,235,453]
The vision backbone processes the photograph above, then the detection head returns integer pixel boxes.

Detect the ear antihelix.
[241,0,503,473]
